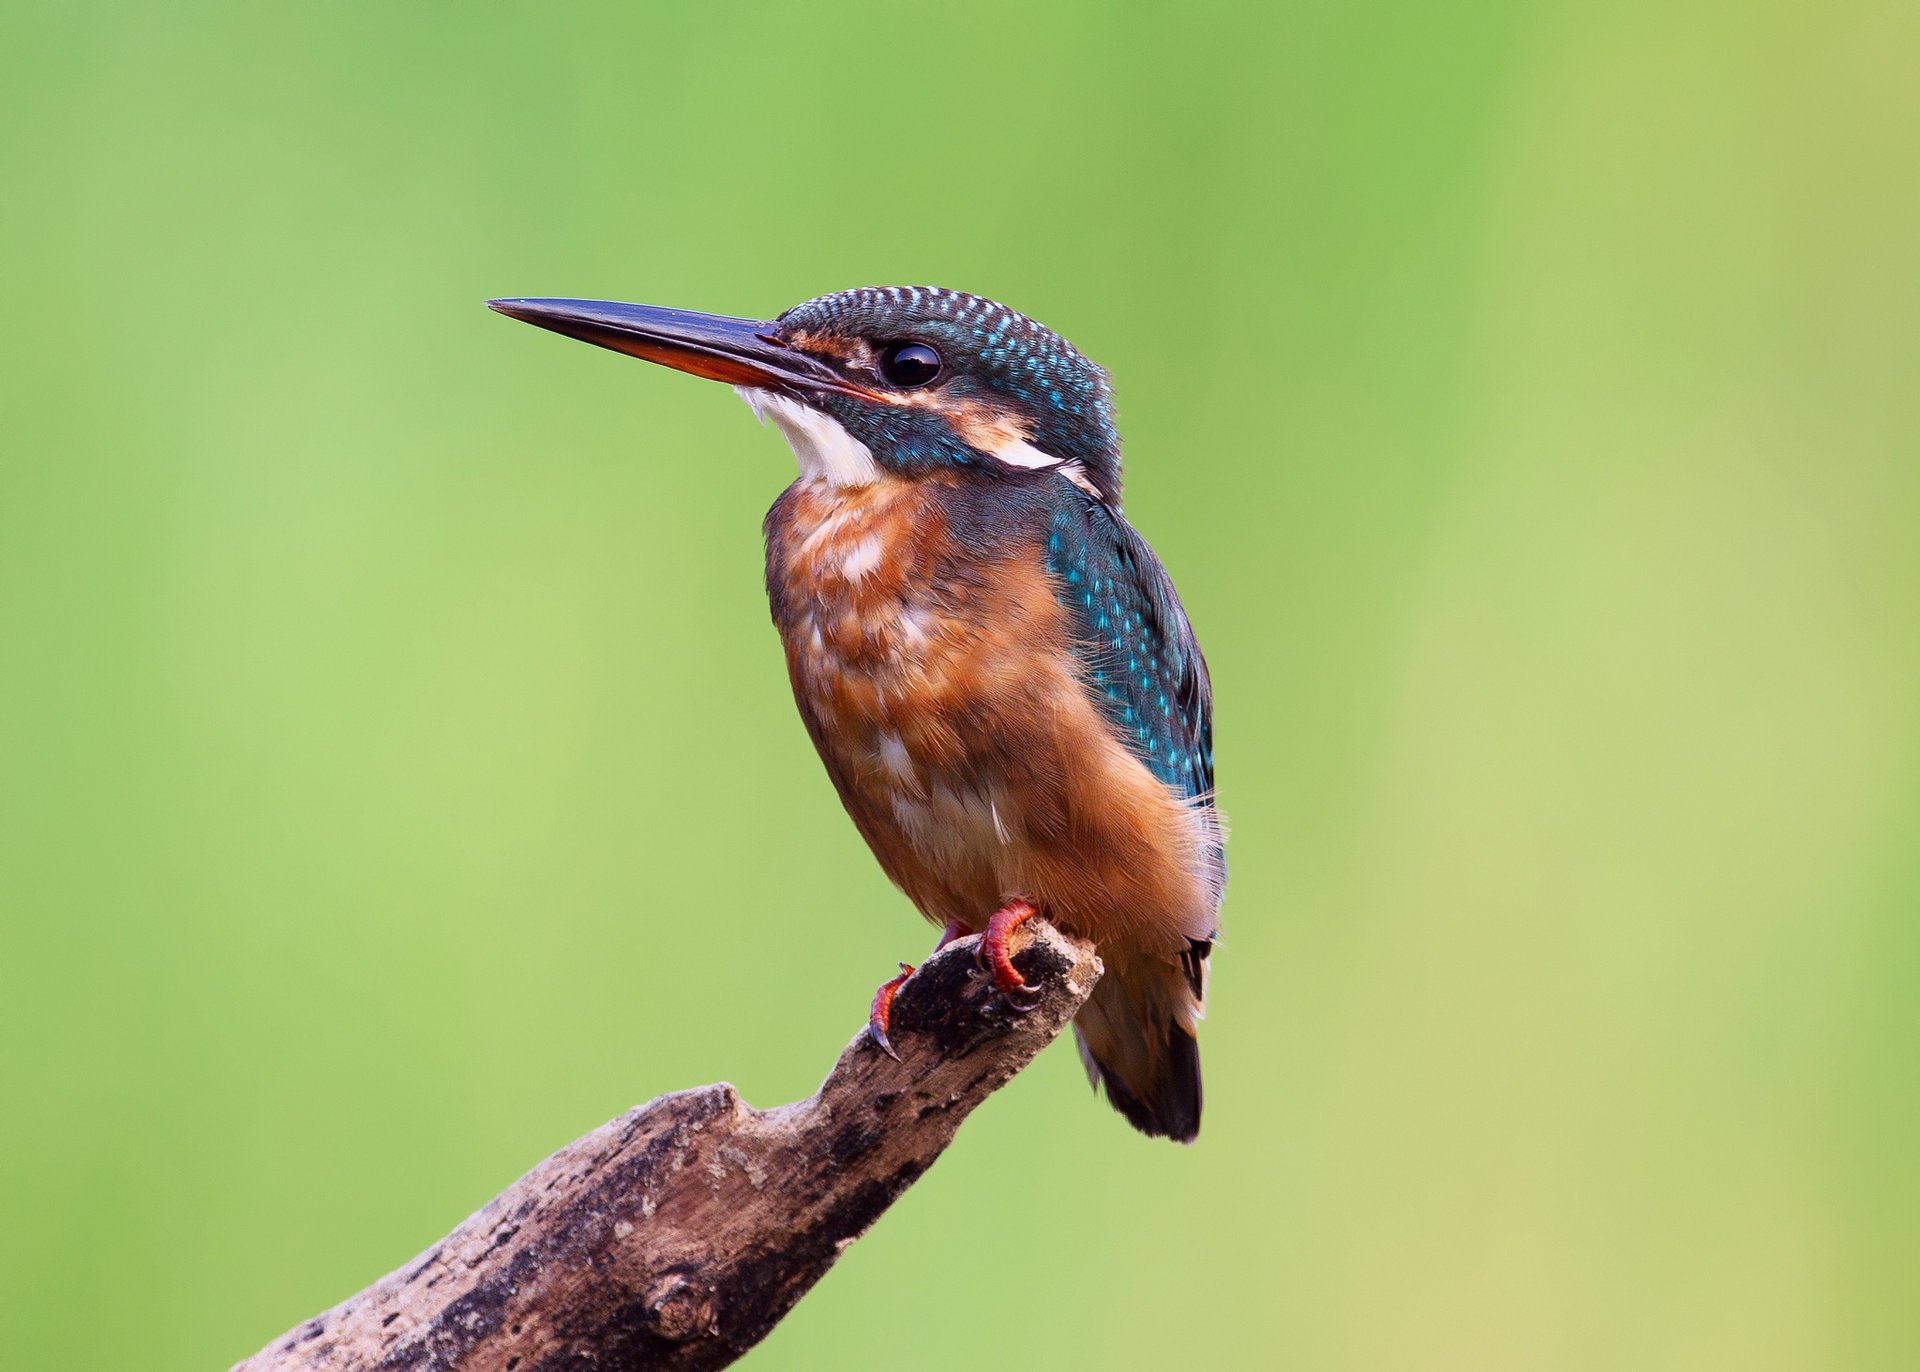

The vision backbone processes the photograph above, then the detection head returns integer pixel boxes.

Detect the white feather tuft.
[736,387,882,487]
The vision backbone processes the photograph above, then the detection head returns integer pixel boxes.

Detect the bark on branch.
[235,919,1100,1372]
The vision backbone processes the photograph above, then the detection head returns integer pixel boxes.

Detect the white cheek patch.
[736,387,882,487]
[990,437,1101,498]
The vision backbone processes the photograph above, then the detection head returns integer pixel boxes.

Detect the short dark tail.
[1072,960,1203,1143]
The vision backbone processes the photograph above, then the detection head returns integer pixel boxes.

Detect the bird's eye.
[878,342,942,388]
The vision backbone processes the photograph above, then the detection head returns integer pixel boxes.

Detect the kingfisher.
[488,287,1223,1142]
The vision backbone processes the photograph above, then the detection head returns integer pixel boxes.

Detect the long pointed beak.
[486,297,853,395]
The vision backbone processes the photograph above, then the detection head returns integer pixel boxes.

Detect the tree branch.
[234,919,1100,1372]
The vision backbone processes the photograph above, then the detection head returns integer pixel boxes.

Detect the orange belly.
[764,475,1218,961]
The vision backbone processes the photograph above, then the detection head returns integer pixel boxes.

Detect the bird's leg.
[867,919,973,1060]
[978,897,1042,1004]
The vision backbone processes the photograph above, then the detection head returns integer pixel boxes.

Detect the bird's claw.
[867,961,915,1061]
[997,978,1044,1014]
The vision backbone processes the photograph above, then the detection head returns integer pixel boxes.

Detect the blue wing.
[1044,496,1216,808]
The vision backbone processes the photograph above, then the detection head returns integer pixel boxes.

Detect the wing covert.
[1044,497,1215,806]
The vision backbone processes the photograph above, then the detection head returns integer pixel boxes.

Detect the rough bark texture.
[234,920,1099,1372]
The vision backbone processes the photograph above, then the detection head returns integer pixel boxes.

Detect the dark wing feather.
[1041,488,1223,1140]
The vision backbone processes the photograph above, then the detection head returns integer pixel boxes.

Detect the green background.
[3,2,1915,1368]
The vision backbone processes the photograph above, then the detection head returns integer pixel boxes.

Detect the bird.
[488,286,1223,1142]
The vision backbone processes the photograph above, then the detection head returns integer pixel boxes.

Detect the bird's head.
[488,286,1121,504]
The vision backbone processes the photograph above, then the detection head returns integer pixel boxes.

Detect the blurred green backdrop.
[3,2,1915,1368]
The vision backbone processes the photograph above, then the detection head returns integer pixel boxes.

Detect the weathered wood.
[235,920,1100,1372]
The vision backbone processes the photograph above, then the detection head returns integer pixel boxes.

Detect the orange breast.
[765,476,1218,958]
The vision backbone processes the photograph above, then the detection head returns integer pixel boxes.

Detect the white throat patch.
[736,387,882,487]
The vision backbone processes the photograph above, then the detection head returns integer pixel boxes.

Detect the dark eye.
[878,342,942,388]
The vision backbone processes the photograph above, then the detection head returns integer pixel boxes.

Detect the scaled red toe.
[979,899,1041,1000]
[867,962,915,1060]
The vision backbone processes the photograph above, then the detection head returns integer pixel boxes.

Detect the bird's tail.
[1072,949,1205,1143]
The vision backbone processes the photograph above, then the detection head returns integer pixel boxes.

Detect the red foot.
[866,920,976,1060]
[980,898,1041,1001]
